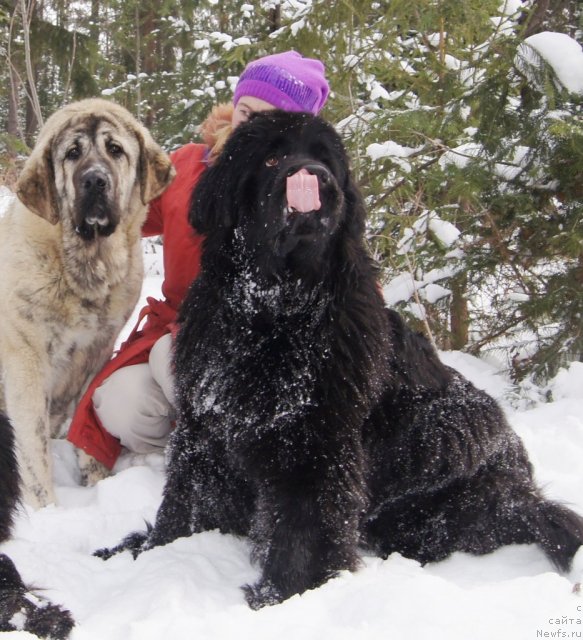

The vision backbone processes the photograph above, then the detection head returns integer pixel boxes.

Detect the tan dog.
[0,99,174,508]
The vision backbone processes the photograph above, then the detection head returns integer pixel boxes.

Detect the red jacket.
[67,143,208,468]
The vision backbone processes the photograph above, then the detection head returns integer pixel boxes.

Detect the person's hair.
[200,103,234,163]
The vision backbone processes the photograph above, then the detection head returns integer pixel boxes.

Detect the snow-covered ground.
[1,189,583,639]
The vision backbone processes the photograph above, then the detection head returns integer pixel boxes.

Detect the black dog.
[0,413,74,637]
[99,111,583,609]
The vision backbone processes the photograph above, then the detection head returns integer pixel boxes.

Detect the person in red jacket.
[67,51,330,471]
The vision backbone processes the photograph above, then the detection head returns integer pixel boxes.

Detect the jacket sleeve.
[142,144,205,237]
[143,196,164,236]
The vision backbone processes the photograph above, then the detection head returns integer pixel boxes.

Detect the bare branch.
[19,0,44,128]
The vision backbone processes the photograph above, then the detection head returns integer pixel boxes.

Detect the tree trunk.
[7,63,21,142]
[450,273,469,351]
[21,0,43,141]
[268,4,281,32]
[519,0,576,38]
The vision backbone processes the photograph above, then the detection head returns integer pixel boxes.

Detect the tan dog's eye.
[265,156,278,167]
[65,146,81,160]
[108,142,124,158]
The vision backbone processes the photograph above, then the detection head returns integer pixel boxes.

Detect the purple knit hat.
[233,51,329,115]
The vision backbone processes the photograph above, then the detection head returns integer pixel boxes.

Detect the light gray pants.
[93,333,175,454]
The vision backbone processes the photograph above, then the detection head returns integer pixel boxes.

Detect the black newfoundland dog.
[100,111,583,609]
[0,414,74,637]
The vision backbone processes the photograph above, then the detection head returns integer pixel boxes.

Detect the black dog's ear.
[343,172,367,238]
[190,116,264,234]
[189,157,236,235]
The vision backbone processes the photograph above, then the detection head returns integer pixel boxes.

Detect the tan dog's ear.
[137,130,175,204]
[16,142,60,224]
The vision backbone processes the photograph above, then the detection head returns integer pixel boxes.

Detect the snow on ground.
[0,186,15,217]
[1,200,583,640]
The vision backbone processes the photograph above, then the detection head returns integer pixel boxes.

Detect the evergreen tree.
[0,0,581,382]
[259,0,583,382]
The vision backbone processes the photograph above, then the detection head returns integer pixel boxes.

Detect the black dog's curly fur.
[0,413,74,638]
[100,111,583,608]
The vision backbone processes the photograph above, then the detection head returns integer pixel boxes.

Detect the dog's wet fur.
[99,111,583,609]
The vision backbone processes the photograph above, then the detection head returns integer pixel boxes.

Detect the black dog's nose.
[288,163,331,183]
[82,170,108,192]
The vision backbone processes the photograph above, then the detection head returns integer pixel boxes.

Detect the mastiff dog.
[99,111,583,609]
[0,99,174,508]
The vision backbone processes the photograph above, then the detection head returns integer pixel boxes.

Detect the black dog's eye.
[265,156,279,167]
[108,142,124,158]
[65,146,81,160]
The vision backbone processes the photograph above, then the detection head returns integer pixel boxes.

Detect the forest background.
[1,0,582,386]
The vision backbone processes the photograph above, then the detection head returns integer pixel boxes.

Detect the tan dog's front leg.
[17,418,55,509]
[77,449,110,486]
[3,355,56,509]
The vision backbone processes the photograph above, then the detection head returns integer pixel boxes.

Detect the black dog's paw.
[23,599,75,640]
[243,580,283,610]
[0,588,74,639]
[94,528,151,561]
[0,553,74,638]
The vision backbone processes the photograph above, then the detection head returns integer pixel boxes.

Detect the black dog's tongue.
[286,169,321,212]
